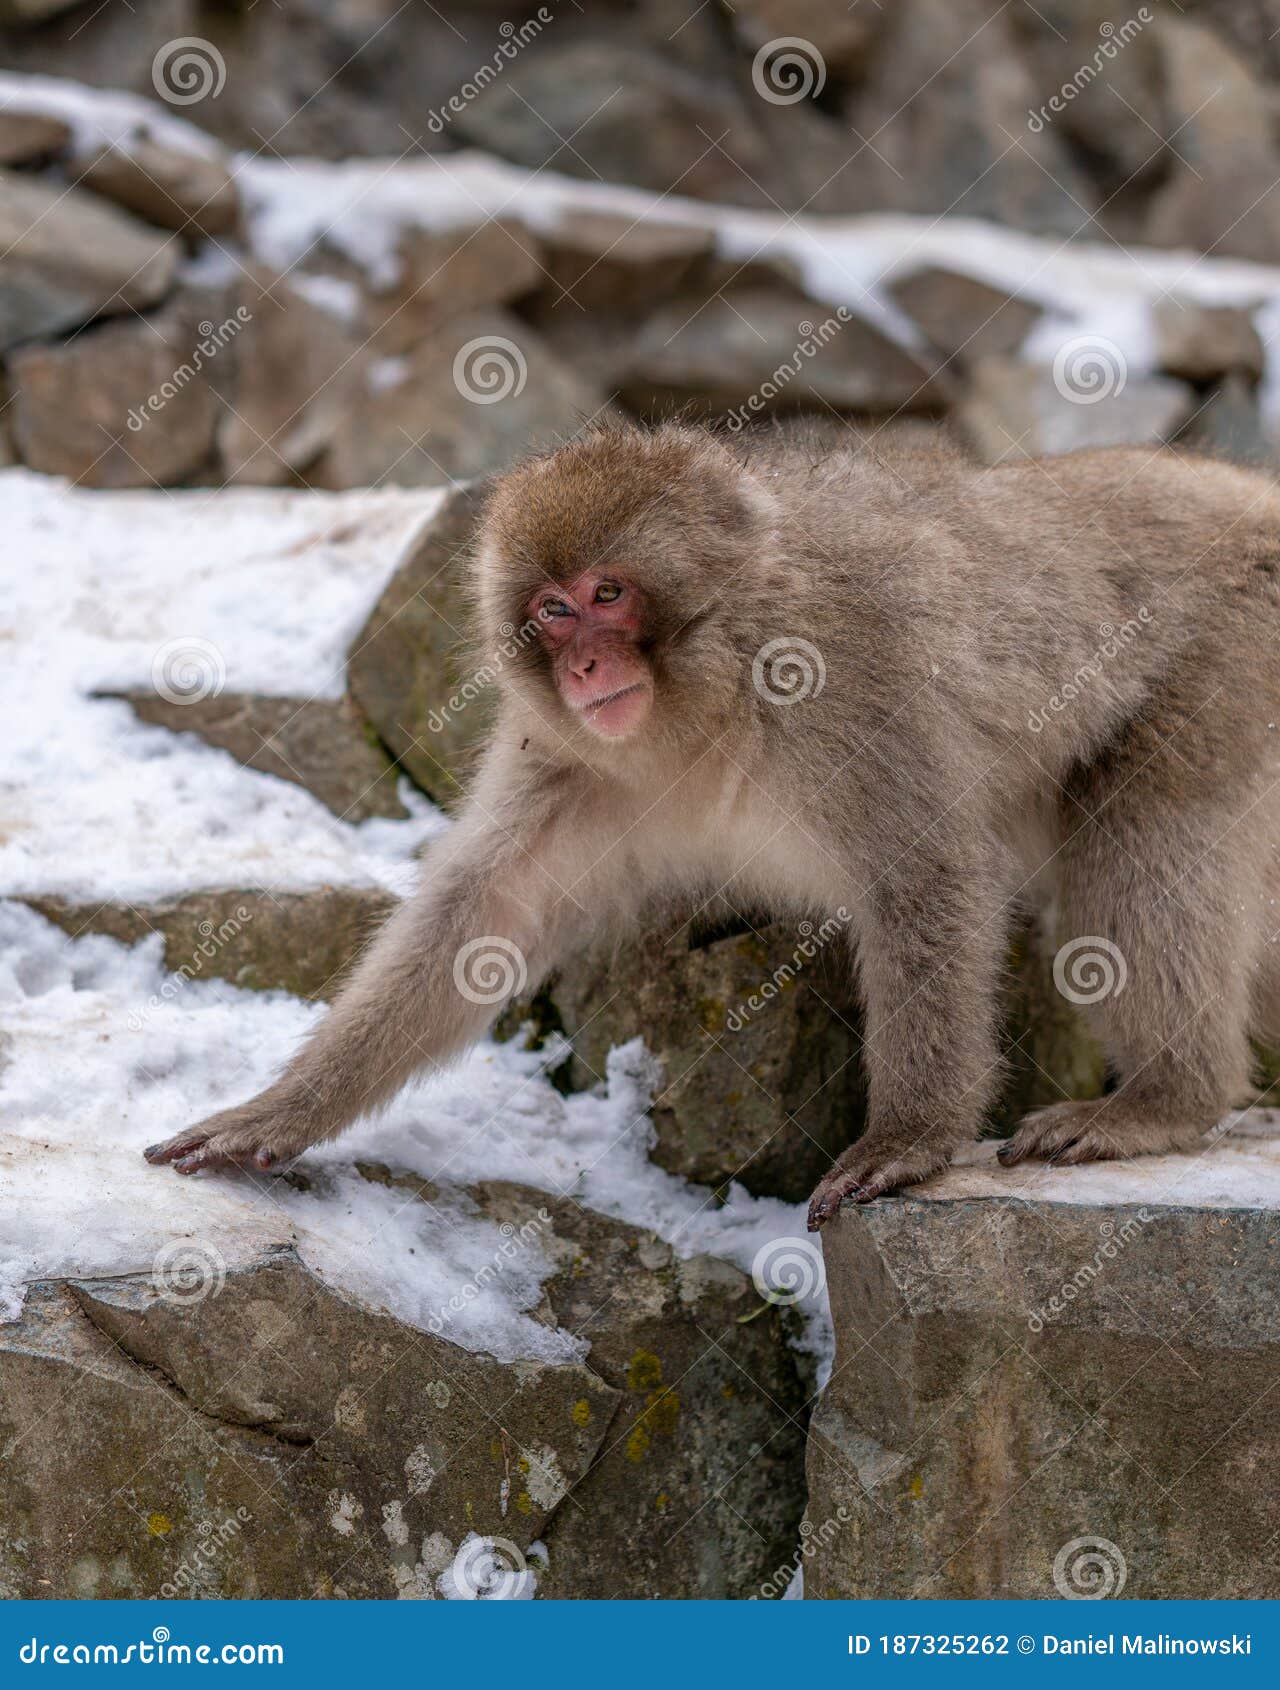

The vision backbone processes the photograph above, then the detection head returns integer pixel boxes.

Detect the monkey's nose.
[570,655,596,679]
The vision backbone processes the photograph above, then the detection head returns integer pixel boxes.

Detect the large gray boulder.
[0,1176,806,1599]
[959,358,1192,463]
[6,296,223,487]
[514,910,1106,1203]
[0,170,177,348]
[107,690,407,823]
[24,887,394,1003]
[346,481,492,811]
[805,1119,1280,1599]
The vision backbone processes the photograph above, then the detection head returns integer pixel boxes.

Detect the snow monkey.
[146,423,1280,1230]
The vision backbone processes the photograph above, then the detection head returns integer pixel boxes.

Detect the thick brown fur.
[146,422,1280,1227]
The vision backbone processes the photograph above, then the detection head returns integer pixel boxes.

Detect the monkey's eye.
[540,597,573,619]
[594,582,622,604]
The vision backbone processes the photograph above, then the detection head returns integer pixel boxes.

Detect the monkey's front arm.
[145,760,615,1175]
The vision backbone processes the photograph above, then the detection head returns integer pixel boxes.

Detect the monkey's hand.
[806,1136,953,1230]
[143,1098,307,1176]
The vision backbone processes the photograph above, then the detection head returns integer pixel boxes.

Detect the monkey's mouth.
[575,680,652,738]
[580,683,645,714]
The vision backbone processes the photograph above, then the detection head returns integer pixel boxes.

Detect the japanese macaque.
[147,422,1280,1229]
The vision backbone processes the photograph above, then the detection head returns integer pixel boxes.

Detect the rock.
[525,918,868,1206]
[77,138,240,238]
[6,296,223,487]
[533,209,715,316]
[1152,297,1264,385]
[0,108,69,165]
[847,0,1096,236]
[889,267,1044,369]
[730,0,882,81]
[106,691,407,823]
[461,1181,809,1598]
[218,269,367,486]
[1013,0,1165,191]
[959,357,1192,463]
[621,284,951,419]
[316,308,611,491]
[23,887,394,1003]
[805,1119,1280,1598]
[453,42,782,209]
[513,912,1107,1203]
[0,0,83,20]
[1143,18,1280,262]
[0,170,177,349]
[346,481,492,810]
[0,1176,806,1598]
[1177,373,1277,470]
[360,219,544,356]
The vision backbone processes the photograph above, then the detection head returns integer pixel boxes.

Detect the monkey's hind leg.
[999,791,1258,1169]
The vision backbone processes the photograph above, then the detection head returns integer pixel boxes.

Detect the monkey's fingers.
[144,1128,211,1166]
[144,1121,282,1175]
[807,1146,952,1230]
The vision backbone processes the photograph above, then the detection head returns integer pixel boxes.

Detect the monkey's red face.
[530,570,654,739]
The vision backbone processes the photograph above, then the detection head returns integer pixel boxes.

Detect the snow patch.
[0,471,448,902]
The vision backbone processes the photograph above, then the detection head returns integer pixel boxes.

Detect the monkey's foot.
[143,1106,296,1176]
[997,1098,1211,1168]
[807,1141,953,1231]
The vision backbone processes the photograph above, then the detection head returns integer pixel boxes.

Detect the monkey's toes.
[998,1102,1120,1167]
